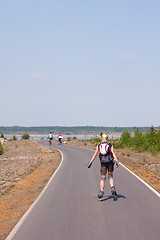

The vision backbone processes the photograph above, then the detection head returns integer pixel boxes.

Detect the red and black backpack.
[98,142,113,163]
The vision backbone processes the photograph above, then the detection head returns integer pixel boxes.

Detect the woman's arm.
[111,145,118,161]
[88,145,99,168]
[91,145,99,163]
[111,145,120,167]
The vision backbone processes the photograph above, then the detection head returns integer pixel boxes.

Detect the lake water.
[5,135,119,140]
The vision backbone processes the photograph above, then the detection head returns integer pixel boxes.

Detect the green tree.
[100,132,103,137]
[0,132,4,138]
[119,129,132,148]
[132,128,144,152]
[13,135,17,140]
[137,125,160,155]
[146,126,159,154]
[22,133,30,140]
[0,142,4,155]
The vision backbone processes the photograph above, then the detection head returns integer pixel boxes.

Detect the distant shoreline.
[4,133,121,139]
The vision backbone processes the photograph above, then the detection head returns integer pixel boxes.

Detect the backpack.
[99,143,110,155]
[98,142,113,163]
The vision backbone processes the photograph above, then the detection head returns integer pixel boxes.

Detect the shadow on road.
[96,194,126,202]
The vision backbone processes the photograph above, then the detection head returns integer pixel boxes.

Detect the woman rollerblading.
[88,133,119,201]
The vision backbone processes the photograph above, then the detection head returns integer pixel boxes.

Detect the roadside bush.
[119,129,132,148]
[1,132,4,138]
[100,132,103,137]
[110,139,121,148]
[147,145,159,155]
[0,142,4,155]
[115,126,160,155]
[22,133,30,140]
[142,126,160,154]
[66,137,71,141]
[132,128,144,152]
[90,136,101,145]
[13,135,17,140]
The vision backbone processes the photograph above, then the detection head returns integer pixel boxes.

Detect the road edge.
[120,162,160,198]
[5,144,63,240]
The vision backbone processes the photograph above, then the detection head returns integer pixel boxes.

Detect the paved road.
[6,140,160,240]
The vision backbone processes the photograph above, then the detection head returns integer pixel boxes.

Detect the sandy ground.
[0,139,160,240]
[0,140,61,240]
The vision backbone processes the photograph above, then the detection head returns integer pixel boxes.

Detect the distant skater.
[88,133,119,200]
[48,132,53,145]
[58,133,63,144]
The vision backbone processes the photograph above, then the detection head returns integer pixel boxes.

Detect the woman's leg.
[108,171,114,187]
[108,171,117,198]
[100,174,106,191]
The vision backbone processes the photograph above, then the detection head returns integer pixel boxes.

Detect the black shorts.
[100,161,114,175]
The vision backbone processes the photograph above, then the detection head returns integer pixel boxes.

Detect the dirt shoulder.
[0,140,61,240]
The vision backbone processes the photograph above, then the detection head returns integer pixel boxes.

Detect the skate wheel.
[98,198,102,202]
[113,194,117,200]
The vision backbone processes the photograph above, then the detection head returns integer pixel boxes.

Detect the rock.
[0,138,5,145]
[46,150,53,153]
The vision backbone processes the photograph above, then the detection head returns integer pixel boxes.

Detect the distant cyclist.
[48,132,53,145]
[88,133,119,200]
[58,133,63,145]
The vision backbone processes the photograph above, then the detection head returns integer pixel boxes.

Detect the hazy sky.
[1,0,160,127]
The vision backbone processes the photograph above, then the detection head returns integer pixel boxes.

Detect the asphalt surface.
[6,140,160,240]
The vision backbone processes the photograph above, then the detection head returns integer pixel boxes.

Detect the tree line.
[1,126,159,156]
[84,126,160,155]
[113,126,160,155]
[0,125,157,135]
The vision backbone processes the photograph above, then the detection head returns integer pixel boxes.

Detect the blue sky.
[0,0,160,127]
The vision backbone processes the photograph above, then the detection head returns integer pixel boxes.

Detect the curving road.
[6,140,160,240]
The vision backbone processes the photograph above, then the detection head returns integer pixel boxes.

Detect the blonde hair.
[101,133,108,143]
